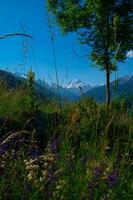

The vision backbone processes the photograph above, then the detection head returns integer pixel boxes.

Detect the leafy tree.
[47,0,133,104]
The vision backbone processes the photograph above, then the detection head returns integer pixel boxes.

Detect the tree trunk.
[105,65,110,105]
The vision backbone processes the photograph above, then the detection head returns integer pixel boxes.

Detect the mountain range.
[85,75,133,102]
[0,69,133,103]
[63,79,93,96]
[0,70,57,100]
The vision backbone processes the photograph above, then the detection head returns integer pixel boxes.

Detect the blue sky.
[0,0,132,85]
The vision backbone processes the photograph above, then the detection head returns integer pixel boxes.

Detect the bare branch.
[0,33,33,40]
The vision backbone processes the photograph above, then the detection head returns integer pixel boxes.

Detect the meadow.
[0,75,132,200]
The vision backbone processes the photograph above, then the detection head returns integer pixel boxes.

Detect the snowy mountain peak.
[64,79,87,89]
[63,79,94,95]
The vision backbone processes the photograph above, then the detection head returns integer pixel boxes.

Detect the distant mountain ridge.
[0,69,78,101]
[85,75,133,102]
[0,70,22,89]
[0,69,58,100]
[0,69,133,102]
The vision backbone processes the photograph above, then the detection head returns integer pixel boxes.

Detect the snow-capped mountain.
[2,69,133,102]
[64,79,87,89]
[63,79,93,95]
[37,80,79,101]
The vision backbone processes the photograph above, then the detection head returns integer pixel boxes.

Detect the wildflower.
[94,166,102,177]
[49,156,55,162]
[39,177,43,182]
[1,154,7,160]
[4,151,9,156]
[107,171,119,188]
[1,160,6,165]
[56,185,62,190]
[29,159,34,163]
[80,156,89,165]
[26,165,32,170]
[43,155,47,161]
[125,153,129,157]
[50,136,60,153]
[27,174,33,181]
[42,170,47,177]
[48,167,53,177]
[24,159,27,164]
[59,179,66,185]
[11,151,15,156]
[0,143,9,155]
[105,146,110,151]
[66,150,75,161]
[29,146,41,158]
[0,164,5,168]
[31,164,39,170]
[48,165,53,170]
[44,162,48,167]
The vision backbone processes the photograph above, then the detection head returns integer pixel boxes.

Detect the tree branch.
[0,33,33,40]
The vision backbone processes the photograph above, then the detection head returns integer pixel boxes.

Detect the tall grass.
[0,86,132,199]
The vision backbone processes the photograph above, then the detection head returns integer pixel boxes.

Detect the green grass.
[0,87,132,200]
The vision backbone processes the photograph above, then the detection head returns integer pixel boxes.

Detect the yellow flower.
[56,185,62,190]
[49,156,55,162]
[39,177,43,182]
[2,154,7,159]
[1,164,5,168]
[43,156,47,161]
[42,170,47,177]
[23,159,27,163]
[44,162,48,167]
[27,174,32,181]
[26,165,32,170]
[31,165,39,170]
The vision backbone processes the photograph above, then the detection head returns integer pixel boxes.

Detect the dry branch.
[0,33,32,40]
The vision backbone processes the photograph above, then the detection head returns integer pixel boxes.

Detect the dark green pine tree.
[47,0,133,105]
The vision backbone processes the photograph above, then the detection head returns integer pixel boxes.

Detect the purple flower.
[107,171,119,188]
[10,139,17,146]
[50,136,60,153]
[48,170,53,179]
[94,167,102,177]
[51,140,57,152]
[0,143,9,155]
[29,146,42,158]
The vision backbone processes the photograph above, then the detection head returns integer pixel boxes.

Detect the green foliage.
[47,0,133,69]
[0,86,132,199]
[26,69,39,111]
[0,89,28,119]
[47,0,133,104]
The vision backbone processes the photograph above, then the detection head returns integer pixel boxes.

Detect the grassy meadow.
[0,77,132,200]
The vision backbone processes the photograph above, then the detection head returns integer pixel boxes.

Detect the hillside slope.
[85,75,133,102]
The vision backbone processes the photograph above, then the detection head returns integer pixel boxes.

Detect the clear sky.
[0,0,132,85]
